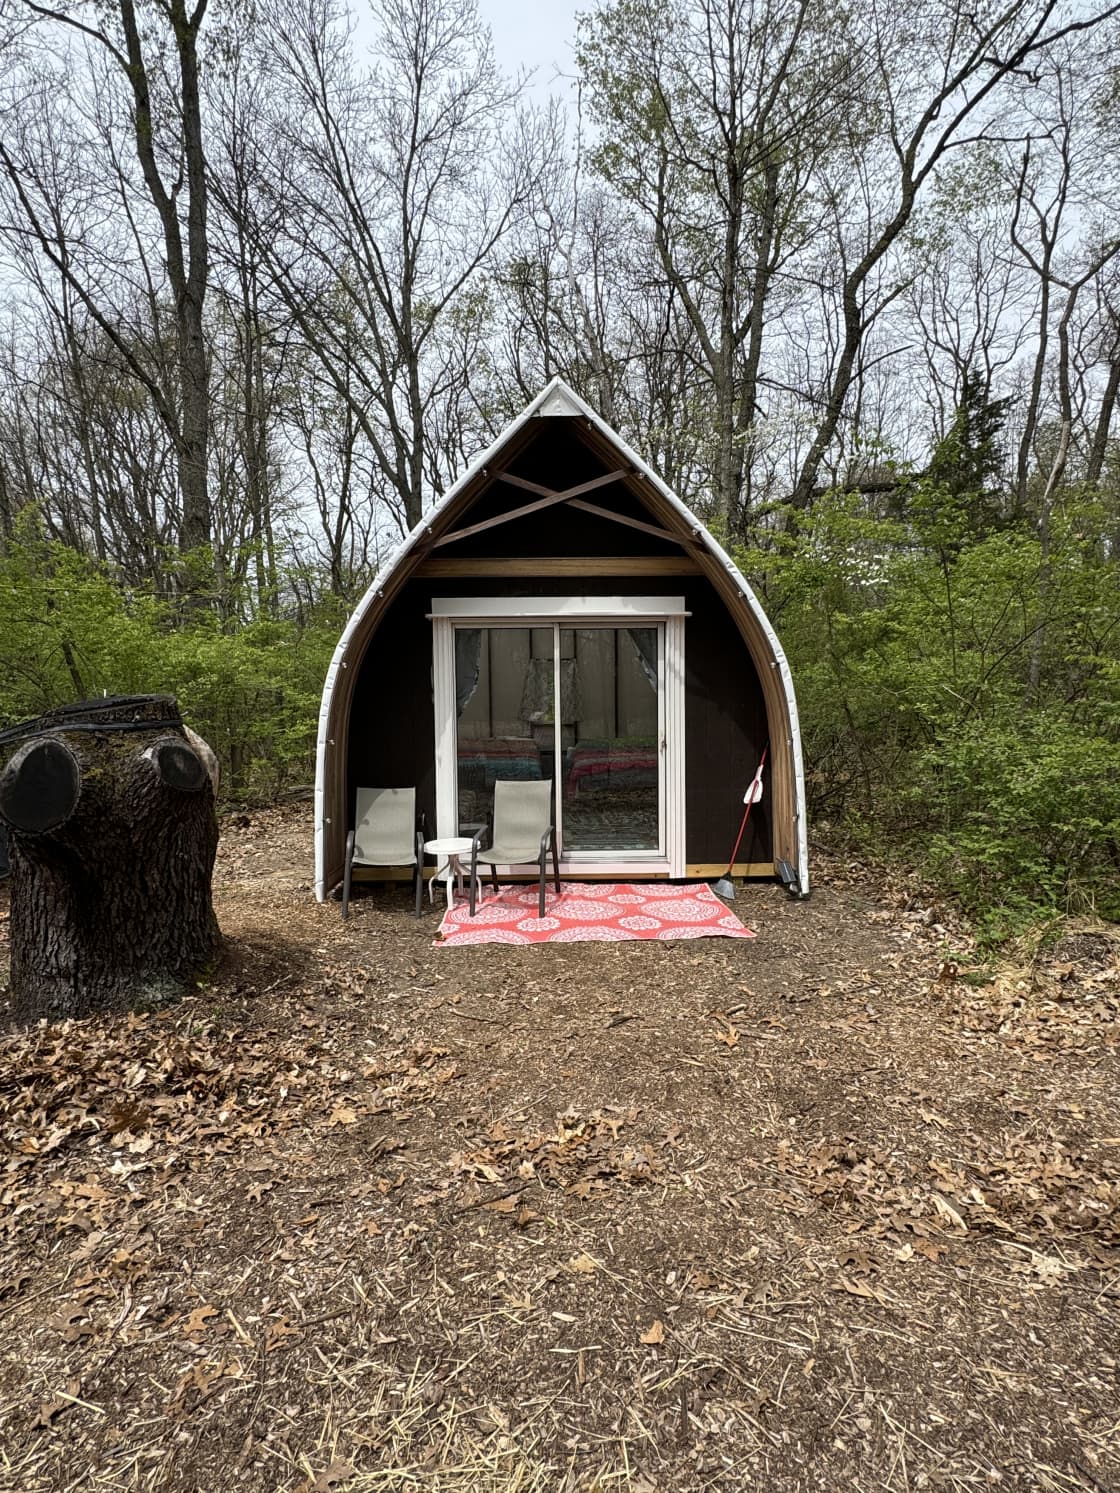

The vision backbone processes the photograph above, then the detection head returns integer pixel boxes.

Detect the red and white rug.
[435,881,755,947]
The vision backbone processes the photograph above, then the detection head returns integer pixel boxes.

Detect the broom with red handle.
[712,744,768,900]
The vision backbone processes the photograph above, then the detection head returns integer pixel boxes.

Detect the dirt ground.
[1,806,1118,1493]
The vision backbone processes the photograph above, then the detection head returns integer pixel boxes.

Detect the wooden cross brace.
[432,469,686,549]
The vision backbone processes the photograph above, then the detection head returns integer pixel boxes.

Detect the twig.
[454,1183,528,1215]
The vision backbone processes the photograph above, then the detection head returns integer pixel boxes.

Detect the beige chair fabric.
[343,787,423,918]
[469,779,559,918]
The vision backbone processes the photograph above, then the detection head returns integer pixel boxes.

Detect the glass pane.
[455,627,545,838]
[561,627,660,852]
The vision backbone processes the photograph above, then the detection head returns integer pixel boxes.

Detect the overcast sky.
[478,0,580,86]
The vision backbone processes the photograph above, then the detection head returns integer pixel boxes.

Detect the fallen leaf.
[835,1275,880,1301]
[930,1192,968,1233]
[172,1359,230,1402]
[567,1252,598,1274]
[183,1305,220,1339]
[837,1247,877,1276]
[329,1105,359,1127]
[639,1319,665,1345]
[34,1379,81,1428]
[308,1459,355,1493]
[264,1317,303,1353]
[46,1309,93,1343]
[712,1016,740,1048]
[913,1238,947,1262]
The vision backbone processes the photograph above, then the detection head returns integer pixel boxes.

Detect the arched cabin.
[315,379,808,900]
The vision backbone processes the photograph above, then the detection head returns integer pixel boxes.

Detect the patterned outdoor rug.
[435,881,755,947]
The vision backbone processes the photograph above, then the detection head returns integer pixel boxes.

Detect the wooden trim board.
[350,862,775,882]
[416,556,702,577]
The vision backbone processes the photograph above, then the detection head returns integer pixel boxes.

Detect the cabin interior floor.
[561,787,659,853]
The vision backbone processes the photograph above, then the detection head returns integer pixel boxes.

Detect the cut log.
[0,738,82,832]
[0,696,221,1022]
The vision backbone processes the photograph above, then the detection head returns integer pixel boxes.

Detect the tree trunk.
[118,0,213,562]
[1087,348,1120,487]
[0,696,220,1023]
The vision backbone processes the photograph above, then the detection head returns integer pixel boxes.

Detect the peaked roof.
[314,377,808,898]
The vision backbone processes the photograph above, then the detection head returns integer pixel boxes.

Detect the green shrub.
[737,487,1120,935]
[0,528,339,799]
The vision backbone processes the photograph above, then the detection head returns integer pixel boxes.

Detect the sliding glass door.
[453,623,664,859]
[454,626,538,838]
[560,626,661,854]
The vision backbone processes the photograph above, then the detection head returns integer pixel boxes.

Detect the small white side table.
[423,836,479,911]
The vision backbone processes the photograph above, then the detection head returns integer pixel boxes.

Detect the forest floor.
[0,806,1118,1493]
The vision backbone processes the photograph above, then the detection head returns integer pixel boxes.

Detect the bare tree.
[578,0,861,533]
[1084,291,1120,488]
[1003,46,1120,510]
[0,0,214,561]
[904,150,1034,450]
[207,56,292,613]
[220,0,553,536]
[0,300,182,580]
[788,0,1120,511]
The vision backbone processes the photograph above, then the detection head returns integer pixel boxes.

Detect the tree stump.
[0,696,221,1021]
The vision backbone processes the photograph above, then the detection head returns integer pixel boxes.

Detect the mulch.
[0,805,1117,1492]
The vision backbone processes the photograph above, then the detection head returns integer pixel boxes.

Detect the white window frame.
[430,595,687,620]
[432,597,686,876]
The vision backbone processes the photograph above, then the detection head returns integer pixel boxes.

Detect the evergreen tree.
[911,367,1013,549]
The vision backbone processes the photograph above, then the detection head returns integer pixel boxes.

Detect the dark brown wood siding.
[434,420,681,559]
[345,585,437,835]
[345,571,771,864]
[682,584,771,864]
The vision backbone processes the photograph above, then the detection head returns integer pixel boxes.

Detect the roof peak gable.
[534,379,587,418]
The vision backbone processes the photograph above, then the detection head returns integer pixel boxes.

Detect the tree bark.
[118,0,212,556]
[1087,345,1120,487]
[0,696,220,1023]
